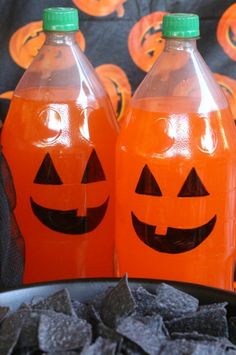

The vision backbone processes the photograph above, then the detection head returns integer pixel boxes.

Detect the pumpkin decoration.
[72,0,126,17]
[214,73,236,120]
[9,21,86,69]
[217,4,236,61]
[128,12,168,72]
[96,64,131,122]
[132,165,216,254]
[31,149,108,235]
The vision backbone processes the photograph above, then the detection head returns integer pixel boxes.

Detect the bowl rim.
[0,277,235,296]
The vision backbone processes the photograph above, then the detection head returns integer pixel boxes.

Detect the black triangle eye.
[34,153,62,185]
[178,168,209,197]
[135,165,162,196]
[81,149,106,184]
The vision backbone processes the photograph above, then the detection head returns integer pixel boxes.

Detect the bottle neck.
[44,31,77,46]
[164,38,197,53]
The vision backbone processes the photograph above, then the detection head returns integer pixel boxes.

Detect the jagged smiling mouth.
[131,212,217,254]
[30,197,109,235]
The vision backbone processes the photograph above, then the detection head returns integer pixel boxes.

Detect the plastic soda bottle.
[1,8,118,283]
[115,13,236,290]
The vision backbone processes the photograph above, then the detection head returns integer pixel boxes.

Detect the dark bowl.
[0,278,236,316]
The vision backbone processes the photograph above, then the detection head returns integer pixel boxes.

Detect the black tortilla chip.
[134,314,169,339]
[45,352,79,355]
[32,289,75,316]
[121,339,146,355]
[38,312,92,352]
[0,310,26,332]
[0,328,22,355]
[90,287,113,311]
[198,302,228,313]
[166,307,229,338]
[80,337,117,355]
[155,283,199,320]
[117,316,163,355]
[229,317,236,345]
[97,321,123,343]
[132,286,159,316]
[101,275,136,328]
[71,299,89,320]
[171,332,236,351]
[0,306,9,324]
[158,339,227,355]
[16,311,39,349]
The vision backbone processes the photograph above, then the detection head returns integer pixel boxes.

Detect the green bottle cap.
[162,13,199,38]
[43,7,79,32]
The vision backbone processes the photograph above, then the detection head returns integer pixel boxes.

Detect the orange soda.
[116,14,236,290]
[1,8,118,283]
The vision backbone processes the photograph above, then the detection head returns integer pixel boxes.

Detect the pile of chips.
[1,275,236,354]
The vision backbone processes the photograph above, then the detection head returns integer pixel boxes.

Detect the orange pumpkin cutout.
[96,64,131,122]
[128,12,168,72]
[73,0,126,17]
[217,4,236,61]
[9,21,85,69]
[133,166,216,254]
[31,150,108,235]
[214,73,236,121]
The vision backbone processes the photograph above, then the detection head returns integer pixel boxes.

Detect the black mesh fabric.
[0,152,24,289]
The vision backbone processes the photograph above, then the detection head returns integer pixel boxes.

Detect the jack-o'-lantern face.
[128,12,168,72]
[9,21,85,69]
[217,4,236,61]
[214,73,236,122]
[73,0,126,17]
[31,149,108,234]
[132,165,216,253]
[96,64,131,122]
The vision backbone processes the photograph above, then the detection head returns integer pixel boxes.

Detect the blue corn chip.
[117,315,164,355]
[101,275,136,328]
[45,352,79,355]
[166,307,229,338]
[0,327,22,355]
[80,337,117,355]
[132,286,159,316]
[158,339,229,355]
[86,305,102,328]
[16,310,63,350]
[171,331,226,342]
[0,307,9,324]
[90,287,113,311]
[198,302,228,312]
[16,311,39,349]
[38,312,92,352]
[121,339,146,355]
[32,289,75,316]
[71,300,89,320]
[13,348,40,354]
[0,310,26,332]
[155,283,199,320]
[171,332,236,351]
[97,322,123,343]
[229,317,236,345]
[134,314,169,340]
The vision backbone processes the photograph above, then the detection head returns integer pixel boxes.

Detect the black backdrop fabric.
[0,0,236,288]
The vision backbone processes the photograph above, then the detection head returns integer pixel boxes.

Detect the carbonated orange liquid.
[2,87,117,283]
[116,97,236,290]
